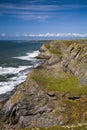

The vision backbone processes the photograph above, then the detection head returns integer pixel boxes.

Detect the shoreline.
[0,62,42,103]
[0,45,42,101]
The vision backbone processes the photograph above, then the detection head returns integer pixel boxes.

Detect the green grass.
[50,48,62,56]
[63,40,75,47]
[22,125,87,130]
[22,40,87,130]
[32,69,87,97]
[62,99,84,124]
[44,43,62,56]
[44,43,50,49]
[44,40,87,50]
[55,39,87,47]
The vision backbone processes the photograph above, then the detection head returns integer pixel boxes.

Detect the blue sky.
[0,0,87,39]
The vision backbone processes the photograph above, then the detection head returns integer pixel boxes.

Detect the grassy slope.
[35,40,87,96]
[23,40,87,130]
[31,67,87,97]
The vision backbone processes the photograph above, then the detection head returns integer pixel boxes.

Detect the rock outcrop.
[0,40,87,130]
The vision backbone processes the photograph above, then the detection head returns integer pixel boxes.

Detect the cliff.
[0,40,87,130]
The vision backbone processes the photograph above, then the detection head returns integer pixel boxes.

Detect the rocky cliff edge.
[0,40,87,130]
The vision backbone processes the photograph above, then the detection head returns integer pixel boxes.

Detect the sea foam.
[13,50,39,61]
[0,50,40,95]
[0,66,31,94]
[0,66,31,75]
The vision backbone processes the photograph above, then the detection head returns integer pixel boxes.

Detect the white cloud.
[16,34,20,37]
[1,33,6,37]
[0,3,87,11]
[0,4,62,11]
[0,3,87,21]
[1,33,87,38]
[23,33,87,37]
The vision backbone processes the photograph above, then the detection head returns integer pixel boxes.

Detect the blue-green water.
[0,40,43,66]
[0,40,43,100]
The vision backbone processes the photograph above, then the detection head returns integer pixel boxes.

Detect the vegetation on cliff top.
[23,124,87,130]
[28,39,87,126]
[34,39,87,96]
[31,67,87,97]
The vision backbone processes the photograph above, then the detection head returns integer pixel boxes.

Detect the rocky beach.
[0,40,87,130]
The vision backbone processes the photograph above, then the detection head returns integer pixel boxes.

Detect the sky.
[0,0,87,40]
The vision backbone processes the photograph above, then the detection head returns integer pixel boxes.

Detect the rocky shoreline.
[0,40,87,130]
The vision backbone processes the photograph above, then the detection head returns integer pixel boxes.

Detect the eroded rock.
[0,40,87,130]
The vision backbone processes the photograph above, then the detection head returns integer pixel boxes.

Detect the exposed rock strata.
[0,40,87,130]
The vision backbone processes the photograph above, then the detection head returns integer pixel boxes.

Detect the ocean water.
[0,40,43,101]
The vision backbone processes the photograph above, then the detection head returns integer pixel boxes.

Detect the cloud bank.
[1,33,87,38]
[23,33,87,37]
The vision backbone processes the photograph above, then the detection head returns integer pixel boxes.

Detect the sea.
[0,40,44,101]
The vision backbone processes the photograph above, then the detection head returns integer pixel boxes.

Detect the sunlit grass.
[31,68,87,97]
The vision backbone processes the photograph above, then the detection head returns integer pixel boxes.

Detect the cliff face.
[0,40,87,130]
